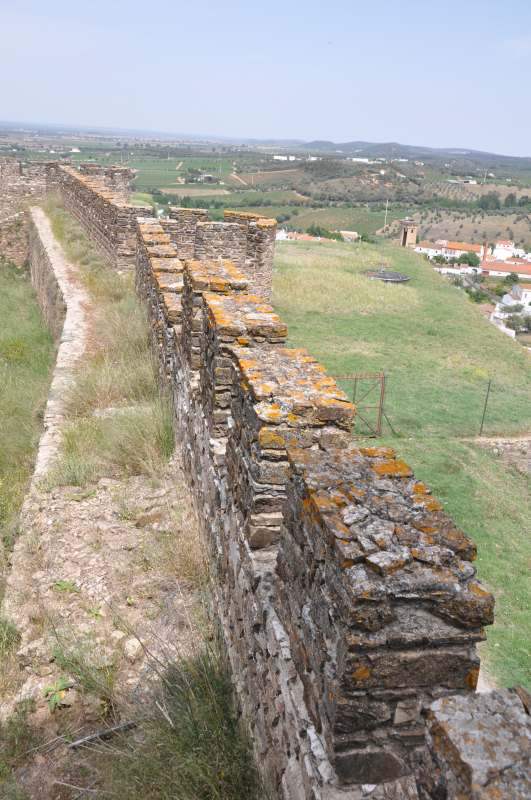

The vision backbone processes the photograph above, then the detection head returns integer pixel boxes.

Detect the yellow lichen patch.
[420,497,443,512]
[372,459,413,478]
[347,485,367,501]
[309,492,339,514]
[360,446,396,459]
[352,665,371,682]
[258,428,286,449]
[258,404,283,423]
[469,582,492,599]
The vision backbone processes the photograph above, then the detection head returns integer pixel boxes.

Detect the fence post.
[479,379,492,436]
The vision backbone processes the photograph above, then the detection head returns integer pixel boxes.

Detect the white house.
[492,240,516,261]
[500,283,531,314]
[415,239,484,261]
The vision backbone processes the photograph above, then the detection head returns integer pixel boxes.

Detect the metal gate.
[334,371,389,437]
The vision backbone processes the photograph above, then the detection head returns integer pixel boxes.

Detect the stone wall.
[162,206,277,299]
[135,217,497,799]
[51,164,153,269]
[0,213,28,267]
[418,688,530,799]
[28,213,66,341]
[26,207,90,478]
[78,162,135,200]
[0,159,50,265]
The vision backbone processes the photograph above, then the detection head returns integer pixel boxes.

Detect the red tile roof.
[485,261,531,276]
[445,241,482,253]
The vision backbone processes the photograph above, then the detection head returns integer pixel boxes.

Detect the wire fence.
[334,372,530,440]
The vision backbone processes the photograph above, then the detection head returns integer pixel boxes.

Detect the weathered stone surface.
[419,689,531,798]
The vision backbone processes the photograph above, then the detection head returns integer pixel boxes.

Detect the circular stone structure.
[364,267,411,283]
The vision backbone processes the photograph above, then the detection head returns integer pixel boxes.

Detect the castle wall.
[135,217,494,799]
[78,162,135,200]
[52,165,153,269]
[0,213,28,267]
[161,206,277,299]
[0,159,50,265]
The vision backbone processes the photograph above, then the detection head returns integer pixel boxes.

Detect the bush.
[306,224,343,241]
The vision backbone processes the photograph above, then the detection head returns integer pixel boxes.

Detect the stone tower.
[400,218,418,248]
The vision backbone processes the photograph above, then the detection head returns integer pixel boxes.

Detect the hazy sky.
[1,0,530,156]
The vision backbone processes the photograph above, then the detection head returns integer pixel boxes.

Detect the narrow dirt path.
[1,208,201,800]
[230,172,248,186]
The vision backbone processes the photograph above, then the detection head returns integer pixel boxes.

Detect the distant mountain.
[299,140,531,166]
[1,119,529,164]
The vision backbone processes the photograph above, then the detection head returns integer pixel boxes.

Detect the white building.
[415,239,484,261]
[492,240,516,261]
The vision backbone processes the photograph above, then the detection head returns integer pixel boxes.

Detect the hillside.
[273,238,530,686]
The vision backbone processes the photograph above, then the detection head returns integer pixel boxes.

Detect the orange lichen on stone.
[372,459,413,478]
[258,429,286,449]
[352,665,371,682]
[466,667,480,689]
[360,446,396,459]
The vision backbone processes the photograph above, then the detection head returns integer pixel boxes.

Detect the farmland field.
[272,238,531,687]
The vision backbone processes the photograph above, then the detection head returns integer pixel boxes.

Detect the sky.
[1,0,530,156]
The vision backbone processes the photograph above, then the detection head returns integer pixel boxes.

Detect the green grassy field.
[274,240,530,437]
[273,239,531,687]
[0,261,55,545]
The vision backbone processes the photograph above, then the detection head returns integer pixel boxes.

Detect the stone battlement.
[131,216,522,800]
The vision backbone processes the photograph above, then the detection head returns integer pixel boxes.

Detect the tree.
[503,272,519,285]
[306,224,343,241]
[477,192,501,210]
[459,251,481,267]
[506,314,524,331]
[504,193,517,208]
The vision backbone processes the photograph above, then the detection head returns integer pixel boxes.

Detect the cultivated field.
[273,238,531,686]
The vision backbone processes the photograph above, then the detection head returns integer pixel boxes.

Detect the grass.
[42,198,174,487]
[93,638,264,800]
[273,238,531,686]
[395,439,530,688]
[274,240,531,438]
[0,700,37,799]
[0,259,55,549]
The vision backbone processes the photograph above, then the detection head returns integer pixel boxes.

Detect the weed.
[52,580,80,594]
[93,639,264,800]
[0,700,38,797]
[40,200,175,489]
[0,619,20,657]
[52,638,117,718]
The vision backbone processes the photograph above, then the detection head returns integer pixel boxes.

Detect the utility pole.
[384,198,389,228]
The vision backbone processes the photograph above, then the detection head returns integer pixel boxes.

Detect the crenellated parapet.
[160,206,277,298]
[132,215,504,800]
[279,445,493,783]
